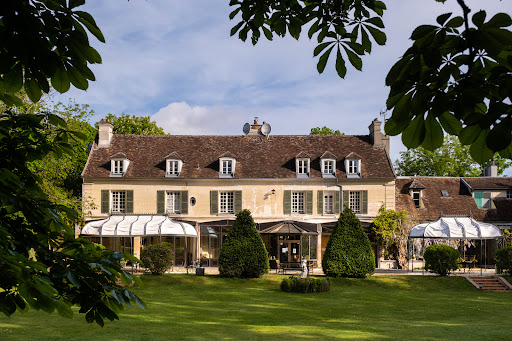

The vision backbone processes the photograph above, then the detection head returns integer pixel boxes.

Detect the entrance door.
[279,241,300,263]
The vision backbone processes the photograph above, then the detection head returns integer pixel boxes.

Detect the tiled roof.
[396,177,512,223]
[462,177,512,190]
[409,179,425,189]
[83,134,394,179]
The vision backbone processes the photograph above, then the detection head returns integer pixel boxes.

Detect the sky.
[52,0,512,174]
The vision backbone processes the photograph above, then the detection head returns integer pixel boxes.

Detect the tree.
[310,126,342,135]
[423,244,459,276]
[218,209,269,278]
[0,1,104,105]
[104,113,166,135]
[395,135,512,177]
[372,206,412,269]
[229,1,512,163]
[322,207,375,278]
[0,112,144,325]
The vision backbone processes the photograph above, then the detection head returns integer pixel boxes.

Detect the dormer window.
[110,157,130,177]
[411,189,423,208]
[348,160,359,174]
[220,157,235,178]
[321,159,336,178]
[507,190,512,199]
[166,159,182,177]
[344,153,361,178]
[296,158,310,178]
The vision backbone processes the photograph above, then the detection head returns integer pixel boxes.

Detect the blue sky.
[52,0,512,174]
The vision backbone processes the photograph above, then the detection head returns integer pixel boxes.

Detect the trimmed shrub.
[140,242,173,275]
[322,207,375,278]
[219,209,270,278]
[423,244,459,276]
[280,276,330,293]
[495,246,512,274]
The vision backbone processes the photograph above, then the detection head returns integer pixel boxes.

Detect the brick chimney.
[483,158,498,177]
[248,117,263,135]
[369,118,389,154]
[97,118,113,148]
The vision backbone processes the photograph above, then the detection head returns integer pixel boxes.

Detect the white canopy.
[409,217,503,240]
[81,215,197,237]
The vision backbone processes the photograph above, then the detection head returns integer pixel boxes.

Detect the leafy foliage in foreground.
[495,246,512,275]
[280,276,330,293]
[141,243,174,275]
[424,244,459,276]
[219,209,269,278]
[0,112,144,325]
[322,207,375,278]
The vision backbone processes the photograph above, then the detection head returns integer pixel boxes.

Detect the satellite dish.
[243,123,250,135]
[261,123,271,136]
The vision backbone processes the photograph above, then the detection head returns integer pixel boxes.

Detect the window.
[166,192,180,214]
[219,192,234,214]
[347,160,358,174]
[474,191,494,209]
[292,192,305,214]
[166,159,182,177]
[411,189,422,208]
[297,159,309,176]
[219,158,235,177]
[322,159,335,176]
[507,190,512,199]
[349,191,361,213]
[110,158,129,177]
[112,160,124,174]
[324,192,334,214]
[111,191,126,213]
[441,190,449,197]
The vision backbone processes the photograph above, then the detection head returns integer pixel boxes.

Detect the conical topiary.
[219,209,270,278]
[322,207,375,278]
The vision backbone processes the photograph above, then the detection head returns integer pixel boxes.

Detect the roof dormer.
[110,152,130,177]
[219,152,236,178]
[344,152,361,178]
[295,151,310,178]
[165,152,183,178]
[320,151,337,178]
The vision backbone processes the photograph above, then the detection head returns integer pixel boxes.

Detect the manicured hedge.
[140,242,173,275]
[219,209,269,278]
[495,246,512,274]
[322,207,375,278]
[423,244,459,276]
[280,276,330,293]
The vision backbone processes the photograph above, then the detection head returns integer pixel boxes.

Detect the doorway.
[279,239,301,263]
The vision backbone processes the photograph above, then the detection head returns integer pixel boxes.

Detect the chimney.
[369,118,390,154]
[97,118,113,148]
[248,117,263,135]
[483,158,498,177]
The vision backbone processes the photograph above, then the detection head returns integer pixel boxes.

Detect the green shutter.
[234,191,242,213]
[101,190,109,214]
[334,191,341,214]
[157,191,165,214]
[474,191,483,209]
[210,191,218,215]
[306,190,313,214]
[342,190,349,211]
[361,190,368,214]
[126,190,134,213]
[181,191,188,214]
[283,190,291,215]
[317,190,323,215]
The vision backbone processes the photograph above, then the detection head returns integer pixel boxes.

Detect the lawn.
[1,274,510,340]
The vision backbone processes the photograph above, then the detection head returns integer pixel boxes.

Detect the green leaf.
[469,130,493,164]
[230,22,243,36]
[361,28,372,53]
[366,17,385,29]
[75,11,105,43]
[472,10,486,28]
[445,17,464,28]
[3,64,23,93]
[402,114,426,148]
[308,20,320,39]
[487,121,512,152]
[485,13,512,29]
[498,141,512,159]
[459,125,481,145]
[24,78,42,103]
[343,45,362,71]
[67,65,89,90]
[317,45,334,74]
[47,114,67,128]
[335,48,347,78]
[314,42,333,57]
[288,18,301,40]
[390,92,412,121]
[366,26,386,45]
[411,25,437,40]
[229,7,241,20]
[422,115,444,151]
[51,64,71,93]
[436,13,452,25]
[438,112,462,135]
[262,26,273,41]
[0,93,23,106]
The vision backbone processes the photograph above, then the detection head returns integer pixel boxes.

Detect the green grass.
[1,275,511,340]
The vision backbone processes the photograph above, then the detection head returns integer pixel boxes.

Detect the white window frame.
[166,159,182,177]
[349,191,361,213]
[411,189,422,208]
[111,159,129,176]
[219,191,234,214]
[111,191,126,213]
[507,190,512,199]
[346,159,360,175]
[324,191,334,214]
[321,159,336,177]
[296,158,310,178]
[292,192,305,214]
[219,158,236,178]
[166,192,181,214]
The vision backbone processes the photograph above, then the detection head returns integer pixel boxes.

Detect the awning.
[259,221,317,235]
[81,215,197,237]
[409,217,504,240]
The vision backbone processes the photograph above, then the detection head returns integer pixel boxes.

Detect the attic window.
[344,158,361,178]
[166,159,182,177]
[296,158,310,178]
[441,190,449,197]
[507,190,512,199]
[411,189,423,208]
[110,158,129,177]
[321,159,336,178]
[219,157,236,178]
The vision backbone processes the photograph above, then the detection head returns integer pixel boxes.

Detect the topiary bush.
[322,207,375,278]
[495,246,512,274]
[423,244,459,276]
[280,276,330,293]
[219,209,270,278]
[140,242,173,275]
